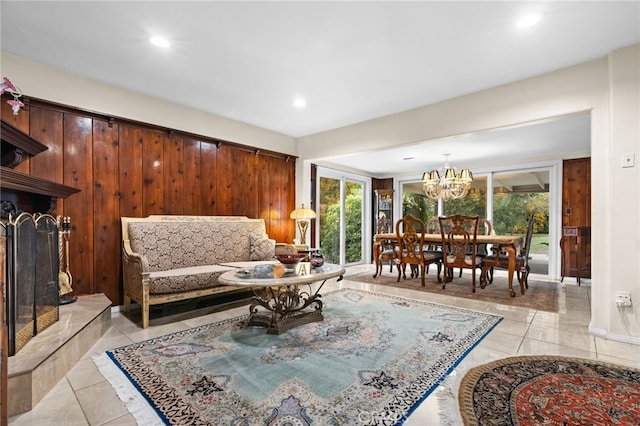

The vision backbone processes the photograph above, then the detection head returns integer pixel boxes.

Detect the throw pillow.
[250,236,276,261]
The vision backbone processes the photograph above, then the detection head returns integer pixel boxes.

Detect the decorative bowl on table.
[310,250,325,268]
[275,253,306,269]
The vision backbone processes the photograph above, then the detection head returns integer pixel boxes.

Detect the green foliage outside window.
[319,180,363,264]
[492,193,549,235]
[401,190,549,254]
[401,193,438,224]
[443,193,487,218]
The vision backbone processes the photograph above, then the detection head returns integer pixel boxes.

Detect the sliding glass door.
[491,170,550,275]
[317,169,369,266]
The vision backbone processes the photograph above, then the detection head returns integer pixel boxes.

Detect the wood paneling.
[164,134,184,215]
[200,141,218,212]
[215,145,234,214]
[28,107,63,184]
[93,120,120,302]
[142,129,166,215]
[1,98,296,305]
[63,115,94,295]
[118,125,144,217]
[182,137,202,215]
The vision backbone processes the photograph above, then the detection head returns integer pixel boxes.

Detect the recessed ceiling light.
[293,98,307,108]
[516,13,542,28]
[150,36,170,48]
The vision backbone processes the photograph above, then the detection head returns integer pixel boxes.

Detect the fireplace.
[1,119,80,356]
[3,213,60,355]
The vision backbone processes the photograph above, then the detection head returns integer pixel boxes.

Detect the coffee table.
[218,262,345,334]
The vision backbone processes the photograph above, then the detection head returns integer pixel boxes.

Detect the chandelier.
[422,154,473,201]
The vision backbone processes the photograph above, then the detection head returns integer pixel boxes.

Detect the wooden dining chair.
[374,238,397,277]
[481,214,535,294]
[457,217,492,277]
[396,215,442,286]
[438,215,481,292]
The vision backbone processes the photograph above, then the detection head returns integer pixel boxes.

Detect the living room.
[1,2,639,424]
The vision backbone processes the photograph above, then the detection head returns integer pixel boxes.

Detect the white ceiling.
[1,1,638,176]
[317,113,592,178]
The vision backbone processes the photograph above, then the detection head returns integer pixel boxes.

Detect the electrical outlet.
[615,291,632,307]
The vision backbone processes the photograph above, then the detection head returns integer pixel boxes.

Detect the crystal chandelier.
[422,154,473,200]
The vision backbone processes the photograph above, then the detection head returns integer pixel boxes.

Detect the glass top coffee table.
[218,262,345,334]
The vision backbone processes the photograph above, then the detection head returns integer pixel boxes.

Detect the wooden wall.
[1,98,296,305]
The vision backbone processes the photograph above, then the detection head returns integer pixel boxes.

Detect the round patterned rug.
[458,355,640,425]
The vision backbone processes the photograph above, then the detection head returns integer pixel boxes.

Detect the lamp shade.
[290,204,316,220]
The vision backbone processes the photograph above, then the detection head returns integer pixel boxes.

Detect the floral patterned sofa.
[121,215,277,328]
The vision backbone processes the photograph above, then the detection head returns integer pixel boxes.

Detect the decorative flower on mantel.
[1,77,24,115]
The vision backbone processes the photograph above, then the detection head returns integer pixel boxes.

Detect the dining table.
[373,232,525,297]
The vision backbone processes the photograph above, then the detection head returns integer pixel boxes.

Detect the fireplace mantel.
[1,120,48,168]
[0,119,80,216]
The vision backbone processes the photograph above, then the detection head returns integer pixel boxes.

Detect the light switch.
[622,152,635,168]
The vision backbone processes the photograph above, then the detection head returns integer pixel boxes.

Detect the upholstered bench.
[121,215,278,328]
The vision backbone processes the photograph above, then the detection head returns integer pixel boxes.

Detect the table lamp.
[290,204,316,246]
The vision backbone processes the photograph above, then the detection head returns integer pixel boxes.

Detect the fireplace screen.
[4,212,59,356]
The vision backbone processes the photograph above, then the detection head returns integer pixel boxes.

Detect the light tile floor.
[9,265,640,425]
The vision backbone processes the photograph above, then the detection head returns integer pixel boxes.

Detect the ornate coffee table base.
[247,279,337,334]
[248,310,324,335]
[218,263,346,335]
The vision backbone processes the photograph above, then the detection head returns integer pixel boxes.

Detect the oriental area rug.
[348,271,559,312]
[458,355,640,425]
[94,288,502,425]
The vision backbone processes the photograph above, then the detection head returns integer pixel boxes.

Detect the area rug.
[458,355,640,425]
[94,288,502,425]
[348,270,559,312]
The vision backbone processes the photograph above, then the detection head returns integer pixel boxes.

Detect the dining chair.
[438,214,481,292]
[424,218,443,274]
[481,213,535,292]
[457,217,492,278]
[374,238,397,277]
[396,215,442,286]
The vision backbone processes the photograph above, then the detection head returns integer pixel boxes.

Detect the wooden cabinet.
[561,158,591,281]
[374,189,394,234]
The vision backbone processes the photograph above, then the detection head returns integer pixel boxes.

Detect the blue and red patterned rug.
[95,288,502,425]
[458,355,640,425]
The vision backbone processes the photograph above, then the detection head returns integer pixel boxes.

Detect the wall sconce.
[290,204,316,246]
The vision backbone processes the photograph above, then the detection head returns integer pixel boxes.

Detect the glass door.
[491,169,550,276]
[317,170,368,266]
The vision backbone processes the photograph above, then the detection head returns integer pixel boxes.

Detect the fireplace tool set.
[58,216,76,305]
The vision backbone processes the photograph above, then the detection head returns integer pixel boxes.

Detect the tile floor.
[8,265,640,425]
